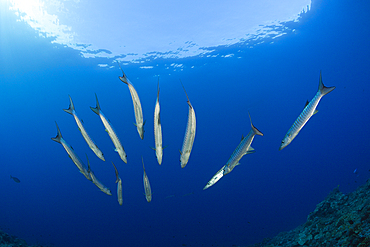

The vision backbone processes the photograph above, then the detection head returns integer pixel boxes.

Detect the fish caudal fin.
[90,93,101,115]
[63,95,75,115]
[248,112,263,136]
[318,71,335,96]
[51,121,63,143]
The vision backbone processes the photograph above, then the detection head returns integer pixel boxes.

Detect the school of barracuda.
[51,68,335,205]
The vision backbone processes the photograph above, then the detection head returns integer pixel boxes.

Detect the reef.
[0,229,50,247]
[247,178,370,247]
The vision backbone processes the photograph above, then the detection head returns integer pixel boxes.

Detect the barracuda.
[279,72,335,151]
[153,79,163,165]
[90,94,127,163]
[63,95,105,161]
[51,122,90,181]
[180,82,196,168]
[117,62,145,140]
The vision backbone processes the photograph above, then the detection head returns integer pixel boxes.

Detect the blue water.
[1,0,370,246]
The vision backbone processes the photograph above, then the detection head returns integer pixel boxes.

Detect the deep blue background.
[0,0,369,246]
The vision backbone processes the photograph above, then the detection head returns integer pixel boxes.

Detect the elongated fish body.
[279,72,335,150]
[90,94,127,163]
[203,165,226,190]
[51,122,90,180]
[86,156,112,196]
[180,83,196,168]
[63,95,105,161]
[153,80,163,165]
[117,62,145,140]
[142,157,152,202]
[112,162,123,205]
[223,114,263,175]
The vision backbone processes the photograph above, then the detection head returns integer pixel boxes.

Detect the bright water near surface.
[0,0,370,246]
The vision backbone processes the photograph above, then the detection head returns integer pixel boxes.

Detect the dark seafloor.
[2,178,370,247]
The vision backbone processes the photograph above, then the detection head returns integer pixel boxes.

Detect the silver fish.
[51,122,90,180]
[180,82,196,168]
[223,113,263,175]
[117,62,145,140]
[90,94,127,163]
[203,114,263,190]
[279,72,335,150]
[86,155,112,196]
[63,95,105,161]
[153,79,163,165]
[142,157,152,202]
[203,165,226,190]
[112,162,123,205]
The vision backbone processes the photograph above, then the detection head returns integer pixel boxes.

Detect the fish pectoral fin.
[114,148,118,152]
[313,109,319,115]
[163,145,168,150]
[150,146,156,151]
[133,122,137,127]
[246,150,256,155]
[179,150,182,155]
[105,129,108,133]
[143,120,146,126]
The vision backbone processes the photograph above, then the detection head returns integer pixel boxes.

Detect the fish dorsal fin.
[248,146,254,151]
[241,135,244,141]
[305,100,309,107]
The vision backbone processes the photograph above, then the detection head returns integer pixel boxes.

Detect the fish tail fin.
[248,112,263,136]
[112,162,119,183]
[117,61,129,84]
[51,121,63,143]
[318,71,335,96]
[63,95,75,115]
[90,93,101,115]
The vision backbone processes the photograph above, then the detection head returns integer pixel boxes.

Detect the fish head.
[180,152,191,168]
[138,124,145,140]
[156,152,163,165]
[279,134,293,150]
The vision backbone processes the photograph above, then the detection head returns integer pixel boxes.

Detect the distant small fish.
[142,157,152,202]
[117,61,145,140]
[180,81,196,168]
[279,71,335,150]
[10,176,20,183]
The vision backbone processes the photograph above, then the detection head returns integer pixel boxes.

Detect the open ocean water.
[0,0,370,246]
